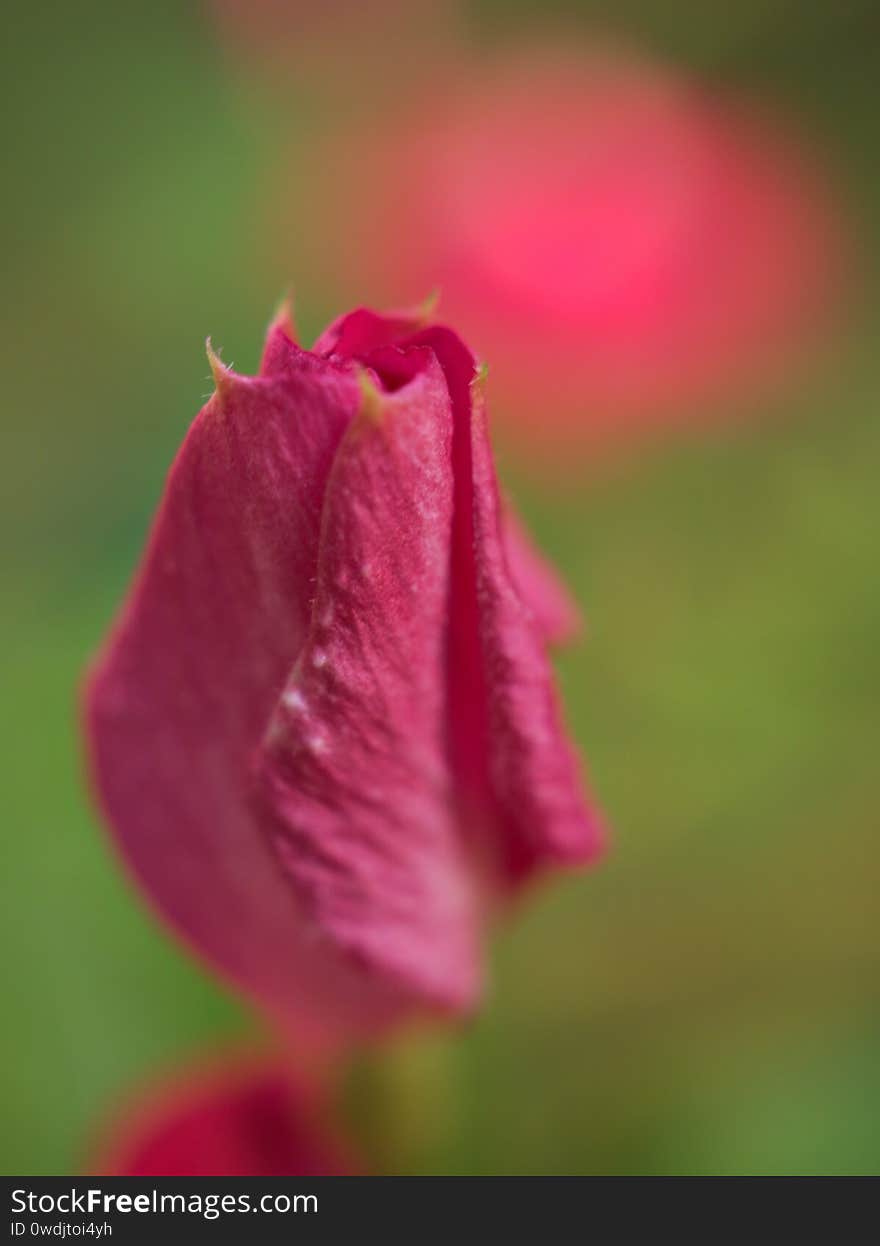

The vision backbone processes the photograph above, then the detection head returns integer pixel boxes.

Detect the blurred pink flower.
[84,303,604,1050]
[90,1048,357,1176]
[305,45,844,456]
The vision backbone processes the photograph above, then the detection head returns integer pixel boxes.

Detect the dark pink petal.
[314,302,435,359]
[398,325,603,885]
[90,1049,357,1176]
[467,386,605,880]
[254,355,481,1010]
[85,330,424,1044]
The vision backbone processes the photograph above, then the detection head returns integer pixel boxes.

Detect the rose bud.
[83,302,604,1047]
[89,1046,357,1176]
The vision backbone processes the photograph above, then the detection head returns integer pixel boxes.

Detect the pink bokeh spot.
[316,46,845,452]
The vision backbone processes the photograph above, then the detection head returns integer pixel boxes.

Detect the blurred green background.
[2,0,878,1174]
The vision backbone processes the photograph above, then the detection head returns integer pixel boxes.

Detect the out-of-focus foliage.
[1,0,877,1174]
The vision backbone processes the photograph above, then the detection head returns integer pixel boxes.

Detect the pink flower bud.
[83,304,604,1046]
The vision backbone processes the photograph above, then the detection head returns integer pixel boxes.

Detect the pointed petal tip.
[390,288,441,329]
[355,367,386,424]
[205,338,236,401]
[259,294,304,376]
[386,289,438,328]
[268,292,297,343]
[472,360,490,392]
[416,287,440,322]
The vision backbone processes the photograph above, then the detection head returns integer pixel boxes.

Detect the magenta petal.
[85,348,423,1042]
[314,302,435,359]
[468,390,606,880]
[255,357,480,1010]
[400,324,604,884]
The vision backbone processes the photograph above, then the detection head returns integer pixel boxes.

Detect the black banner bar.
[1,1174,871,1242]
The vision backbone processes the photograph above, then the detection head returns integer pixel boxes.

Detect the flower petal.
[468,387,606,880]
[314,301,436,359]
[320,310,604,884]
[84,349,425,1043]
[254,354,480,1012]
